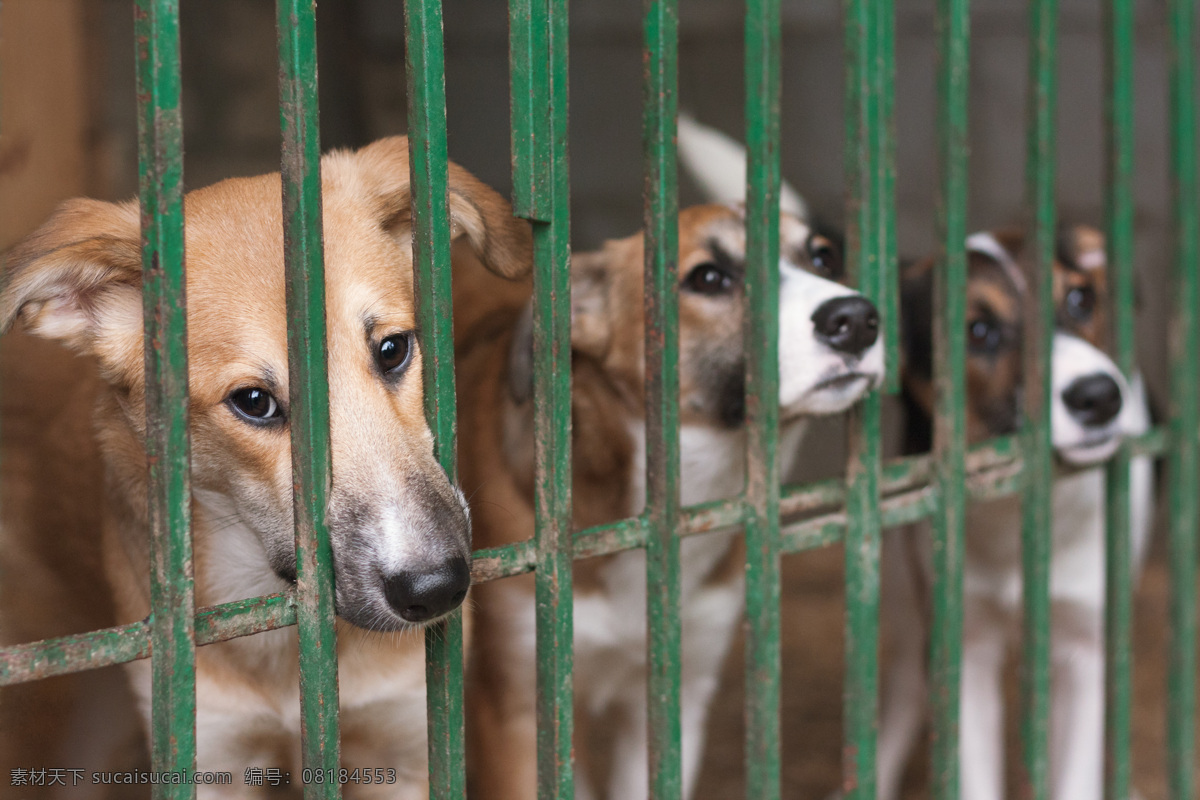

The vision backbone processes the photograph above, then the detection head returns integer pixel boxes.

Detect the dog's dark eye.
[968,319,1003,353]
[682,263,734,295]
[229,388,282,424]
[377,332,414,375]
[1065,286,1096,321]
[808,235,842,278]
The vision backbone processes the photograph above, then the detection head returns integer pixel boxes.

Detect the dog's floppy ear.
[510,251,614,397]
[352,136,533,280]
[1,198,143,360]
[570,250,615,360]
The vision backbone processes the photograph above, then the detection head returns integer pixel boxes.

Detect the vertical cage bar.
[1020,0,1057,796]
[1102,0,1135,795]
[403,1,468,794]
[874,0,901,395]
[1166,0,1198,796]
[276,2,341,794]
[509,0,542,220]
[510,1,575,797]
[842,0,885,795]
[929,0,970,796]
[641,0,683,796]
[134,2,197,794]
[742,0,782,796]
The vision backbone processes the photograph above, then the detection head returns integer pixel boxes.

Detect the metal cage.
[0,1,1196,799]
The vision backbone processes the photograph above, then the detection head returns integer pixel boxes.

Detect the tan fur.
[0,137,531,798]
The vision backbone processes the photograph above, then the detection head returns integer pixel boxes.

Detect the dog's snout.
[383,557,471,623]
[1063,373,1123,427]
[811,296,880,356]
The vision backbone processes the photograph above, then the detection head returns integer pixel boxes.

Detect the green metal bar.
[574,518,649,561]
[193,593,297,645]
[403,1,468,794]
[641,0,682,795]
[930,0,970,795]
[471,541,540,583]
[0,595,296,686]
[683,498,754,536]
[966,463,1026,503]
[406,0,456,478]
[276,2,340,796]
[1166,0,1199,796]
[842,0,885,793]
[781,487,938,554]
[1021,0,1058,795]
[509,0,542,220]
[1129,426,1169,458]
[841,144,884,800]
[0,622,150,686]
[743,0,782,795]
[511,0,575,796]
[874,0,901,394]
[134,2,196,796]
[1102,0,1136,795]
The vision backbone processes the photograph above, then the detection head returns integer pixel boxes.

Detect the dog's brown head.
[515,204,884,430]
[1,136,532,631]
[901,225,1134,464]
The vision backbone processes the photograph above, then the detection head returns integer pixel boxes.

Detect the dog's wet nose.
[383,557,471,623]
[811,296,880,356]
[1063,373,1123,427]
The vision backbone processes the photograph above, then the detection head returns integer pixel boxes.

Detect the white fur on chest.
[571,420,806,713]
[621,419,806,594]
[963,377,1154,620]
[962,471,1100,613]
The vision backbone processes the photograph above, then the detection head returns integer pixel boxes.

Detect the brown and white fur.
[0,137,531,798]
[458,204,884,800]
[875,227,1153,800]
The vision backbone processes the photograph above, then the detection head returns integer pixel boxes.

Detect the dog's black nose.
[811,296,880,356]
[383,557,471,623]
[1063,373,1123,427]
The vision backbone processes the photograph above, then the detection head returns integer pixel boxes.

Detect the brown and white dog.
[0,137,531,798]
[875,227,1153,800]
[458,204,885,800]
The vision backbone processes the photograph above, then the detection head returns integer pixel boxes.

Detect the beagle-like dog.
[876,226,1153,800]
[458,204,884,799]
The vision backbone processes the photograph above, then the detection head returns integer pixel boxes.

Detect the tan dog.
[0,136,530,798]
[459,204,885,800]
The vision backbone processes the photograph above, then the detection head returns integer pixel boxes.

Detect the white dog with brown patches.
[458,203,884,800]
[0,137,531,798]
[676,116,1154,800]
[878,227,1154,800]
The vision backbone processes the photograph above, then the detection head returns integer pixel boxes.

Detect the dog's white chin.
[784,373,878,417]
[1056,434,1122,467]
